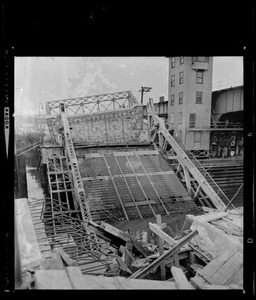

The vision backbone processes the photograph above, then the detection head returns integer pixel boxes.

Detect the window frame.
[170,94,175,106]
[196,71,204,84]
[195,91,203,104]
[179,71,184,84]
[180,56,184,64]
[171,74,175,87]
[179,92,183,105]
[171,57,175,68]
[189,113,196,128]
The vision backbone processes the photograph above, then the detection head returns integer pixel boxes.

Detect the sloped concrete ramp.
[78,150,196,221]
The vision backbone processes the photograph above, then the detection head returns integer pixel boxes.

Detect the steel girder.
[147,98,235,211]
[45,90,139,115]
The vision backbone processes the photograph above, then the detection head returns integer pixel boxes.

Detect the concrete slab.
[15,198,42,269]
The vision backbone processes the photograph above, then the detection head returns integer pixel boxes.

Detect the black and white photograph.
[13,56,245,290]
[1,2,254,295]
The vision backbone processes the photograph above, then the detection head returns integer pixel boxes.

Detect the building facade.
[167,56,213,156]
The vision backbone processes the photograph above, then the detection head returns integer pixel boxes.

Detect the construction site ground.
[15,166,243,290]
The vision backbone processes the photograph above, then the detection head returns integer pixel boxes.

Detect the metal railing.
[212,78,243,91]
[173,136,235,208]
[186,121,243,129]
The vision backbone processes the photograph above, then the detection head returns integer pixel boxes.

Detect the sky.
[14,56,243,116]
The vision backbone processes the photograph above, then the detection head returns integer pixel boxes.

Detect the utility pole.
[138,86,152,105]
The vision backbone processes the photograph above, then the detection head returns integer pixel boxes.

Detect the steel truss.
[28,196,117,275]
[45,90,139,115]
[147,98,235,211]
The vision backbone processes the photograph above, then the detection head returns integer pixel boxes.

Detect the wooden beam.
[149,222,176,246]
[171,266,195,289]
[196,211,229,223]
[149,220,180,267]
[156,215,166,280]
[99,221,130,242]
[130,238,151,257]
[35,270,72,289]
[129,230,198,279]
[183,166,192,194]
[224,183,243,212]
[55,248,78,267]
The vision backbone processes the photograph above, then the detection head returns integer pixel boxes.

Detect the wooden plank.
[131,238,151,257]
[15,198,42,268]
[224,266,243,286]
[39,251,65,270]
[190,276,230,289]
[67,273,178,289]
[196,212,229,223]
[66,266,87,289]
[35,270,73,289]
[99,221,130,242]
[149,222,177,246]
[55,248,78,267]
[130,230,198,279]
[190,275,210,289]
[156,215,166,280]
[210,253,243,285]
[197,249,235,279]
[203,284,233,290]
[116,257,132,275]
[148,250,189,264]
[171,266,195,289]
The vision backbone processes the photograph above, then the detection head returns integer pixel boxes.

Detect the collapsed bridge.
[22,90,238,276]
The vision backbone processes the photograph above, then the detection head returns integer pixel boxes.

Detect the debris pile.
[16,199,243,289]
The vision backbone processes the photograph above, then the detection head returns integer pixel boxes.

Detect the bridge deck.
[77,150,195,221]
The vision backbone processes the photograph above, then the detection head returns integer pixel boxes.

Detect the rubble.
[17,207,243,290]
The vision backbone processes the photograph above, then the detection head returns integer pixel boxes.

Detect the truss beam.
[46,90,139,115]
[147,98,233,211]
[60,104,92,223]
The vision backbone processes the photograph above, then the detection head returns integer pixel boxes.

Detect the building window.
[196,71,203,84]
[170,94,175,106]
[178,112,182,124]
[192,56,209,63]
[196,91,203,104]
[179,92,183,104]
[169,113,174,124]
[179,72,184,84]
[180,56,184,64]
[189,113,196,128]
[194,132,201,143]
[171,75,175,87]
[171,57,175,68]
